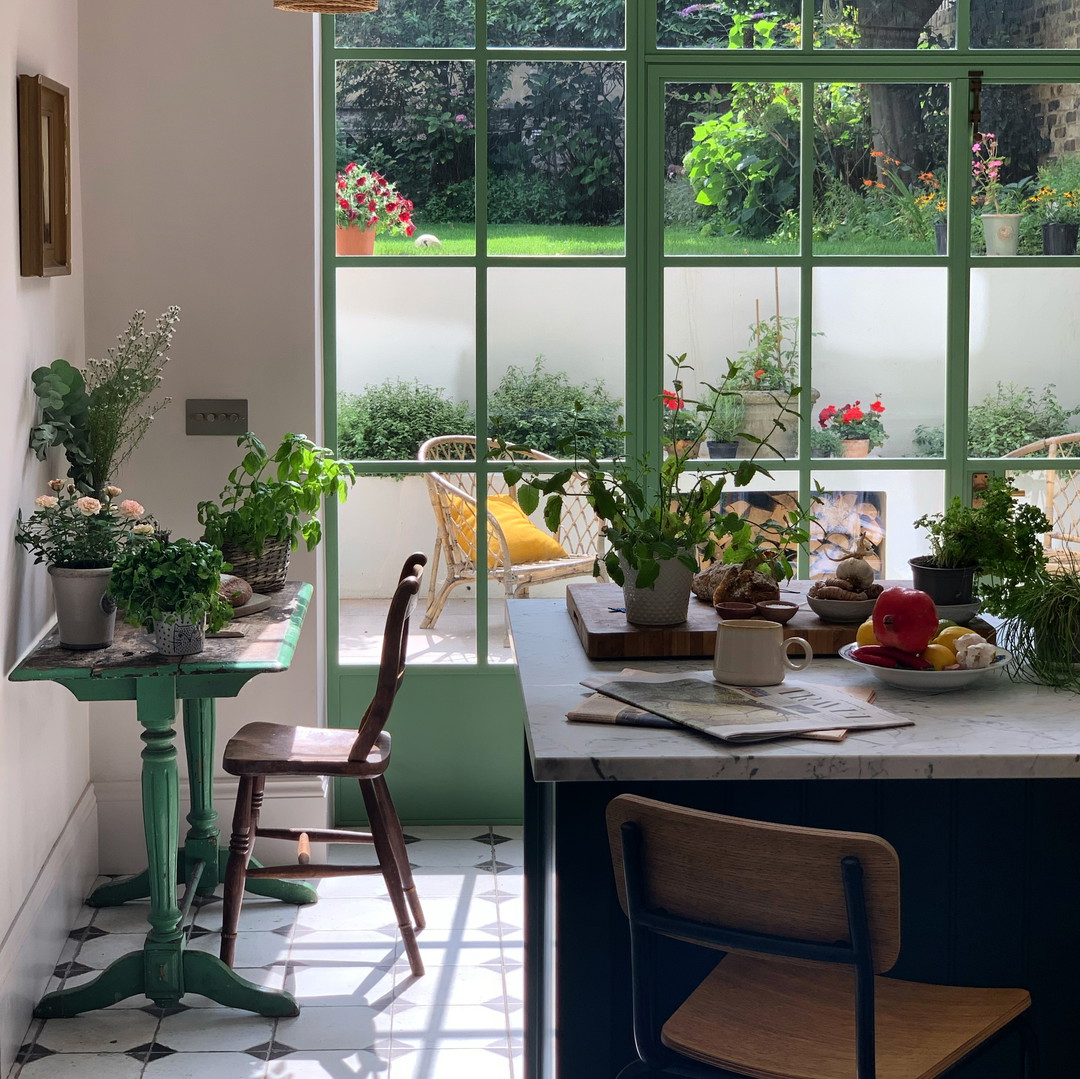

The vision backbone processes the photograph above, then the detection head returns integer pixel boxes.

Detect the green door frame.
[321,3,1080,825]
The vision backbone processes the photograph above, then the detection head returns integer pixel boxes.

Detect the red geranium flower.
[662,390,684,411]
[870,400,885,413]
[818,404,837,427]
[842,406,864,424]
[754,368,765,380]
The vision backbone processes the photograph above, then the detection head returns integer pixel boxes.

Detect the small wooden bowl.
[714,600,758,620]
[756,600,798,624]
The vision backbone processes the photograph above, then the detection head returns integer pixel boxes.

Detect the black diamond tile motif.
[470,831,493,845]
[490,833,513,845]
[476,922,504,937]
[245,1040,274,1060]
[68,924,108,941]
[53,960,95,980]
[403,833,421,845]
[142,1003,190,1018]
[272,924,294,937]
[125,1041,176,1062]
[474,858,513,873]
[268,1040,298,1060]
[18,1043,55,1064]
[187,924,214,939]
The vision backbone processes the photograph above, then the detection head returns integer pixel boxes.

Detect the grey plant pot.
[152,616,206,656]
[48,565,116,650]
[618,554,695,627]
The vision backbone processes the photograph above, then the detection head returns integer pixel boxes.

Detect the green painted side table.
[10,582,317,1018]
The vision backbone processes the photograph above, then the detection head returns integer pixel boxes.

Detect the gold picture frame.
[18,74,71,277]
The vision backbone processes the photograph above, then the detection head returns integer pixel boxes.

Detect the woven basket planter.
[274,0,377,10]
[221,537,291,594]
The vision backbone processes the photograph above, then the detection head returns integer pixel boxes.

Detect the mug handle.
[782,636,813,672]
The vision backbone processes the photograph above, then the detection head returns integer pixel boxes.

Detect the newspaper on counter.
[578,668,912,744]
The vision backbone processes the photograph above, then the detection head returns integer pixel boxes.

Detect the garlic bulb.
[834,556,874,590]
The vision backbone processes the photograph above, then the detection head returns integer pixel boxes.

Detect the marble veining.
[508,599,1080,783]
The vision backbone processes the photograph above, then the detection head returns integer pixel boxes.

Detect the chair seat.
[662,953,1030,1079]
[223,723,389,777]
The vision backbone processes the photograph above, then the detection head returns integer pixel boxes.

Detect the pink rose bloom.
[75,496,103,516]
[105,485,122,497]
[48,478,65,491]
[34,495,59,509]
[118,499,145,519]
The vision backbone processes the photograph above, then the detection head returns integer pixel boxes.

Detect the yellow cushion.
[449,494,568,566]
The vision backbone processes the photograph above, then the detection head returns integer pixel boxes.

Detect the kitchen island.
[511,597,1080,1079]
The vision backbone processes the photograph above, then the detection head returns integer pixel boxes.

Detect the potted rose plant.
[109,538,233,656]
[335,162,416,255]
[817,396,887,457]
[15,483,154,649]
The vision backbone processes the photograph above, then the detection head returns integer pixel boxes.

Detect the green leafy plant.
[810,426,843,458]
[912,423,945,457]
[501,354,798,588]
[197,433,356,557]
[29,307,181,495]
[912,475,1051,617]
[109,538,232,632]
[1006,568,1080,692]
[15,483,154,568]
[338,380,473,462]
[719,503,817,584]
[818,396,888,449]
[706,389,744,443]
[967,383,1077,457]
[489,359,621,457]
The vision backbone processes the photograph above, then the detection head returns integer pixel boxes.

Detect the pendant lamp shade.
[274,0,377,11]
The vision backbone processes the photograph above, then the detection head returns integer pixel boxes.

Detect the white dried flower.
[131,523,155,535]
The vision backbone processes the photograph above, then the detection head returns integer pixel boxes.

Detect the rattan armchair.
[417,435,603,631]
[1003,431,1080,569]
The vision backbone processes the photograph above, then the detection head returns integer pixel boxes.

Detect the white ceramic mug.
[713,619,813,687]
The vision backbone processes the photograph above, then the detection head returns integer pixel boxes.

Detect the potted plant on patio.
[910,475,1050,613]
[1027,182,1080,256]
[335,162,416,255]
[109,538,233,655]
[972,132,1032,257]
[817,395,887,458]
[501,354,796,626]
[704,388,744,459]
[15,483,155,649]
[197,432,356,594]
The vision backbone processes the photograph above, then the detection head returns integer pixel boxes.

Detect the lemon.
[934,625,977,652]
[855,619,879,647]
[921,643,955,671]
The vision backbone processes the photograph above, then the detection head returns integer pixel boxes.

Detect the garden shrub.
[487,174,569,225]
[664,177,705,227]
[338,381,473,463]
[488,358,622,457]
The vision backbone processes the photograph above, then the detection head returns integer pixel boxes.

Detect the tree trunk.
[857,0,946,179]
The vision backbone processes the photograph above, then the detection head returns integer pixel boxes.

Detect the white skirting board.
[94,775,330,873]
[0,785,98,1078]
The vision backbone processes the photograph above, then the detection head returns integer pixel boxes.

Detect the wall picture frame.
[18,73,71,277]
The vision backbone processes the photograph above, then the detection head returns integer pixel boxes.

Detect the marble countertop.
[508,598,1080,783]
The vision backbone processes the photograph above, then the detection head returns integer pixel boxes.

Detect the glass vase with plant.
[817,396,887,450]
[28,306,181,496]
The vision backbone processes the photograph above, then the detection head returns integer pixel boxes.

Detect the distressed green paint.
[182,698,219,895]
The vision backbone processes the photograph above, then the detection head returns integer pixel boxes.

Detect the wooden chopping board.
[565,582,995,660]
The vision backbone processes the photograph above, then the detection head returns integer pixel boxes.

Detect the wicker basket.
[274,0,377,11]
[221,537,291,595]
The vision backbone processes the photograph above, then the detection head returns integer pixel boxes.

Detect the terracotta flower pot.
[336,225,376,256]
[840,437,870,458]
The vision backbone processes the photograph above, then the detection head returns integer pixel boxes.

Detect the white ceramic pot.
[981,213,1021,257]
[618,554,695,627]
[152,616,206,656]
[48,565,116,650]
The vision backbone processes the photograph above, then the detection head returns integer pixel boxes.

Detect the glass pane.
[666,82,799,255]
[335,1,474,48]
[812,82,949,256]
[337,267,475,462]
[488,63,624,255]
[487,268,624,455]
[1006,466,1080,570]
[664,266,803,459]
[488,0,623,48]
[657,1,799,49]
[336,61,475,255]
[812,470,946,580]
[972,2,1080,48]
[814,2,954,49]
[968,269,1080,458]
[969,85,1080,257]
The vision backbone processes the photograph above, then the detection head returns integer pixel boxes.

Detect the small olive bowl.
[756,600,798,624]
[714,600,758,620]
[806,595,878,623]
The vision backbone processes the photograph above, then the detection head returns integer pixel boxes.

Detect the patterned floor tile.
[156,1007,276,1052]
[295,896,397,933]
[284,960,398,1009]
[16,1054,145,1078]
[143,1050,268,1078]
[264,1050,390,1078]
[394,965,508,1009]
[185,930,291,968]
[35,1010,158,1055]
[390,1004,511,1050]
[274,1003,393,1050]
[389,1047,514,1079]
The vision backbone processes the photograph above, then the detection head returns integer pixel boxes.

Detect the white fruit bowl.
[838,643,1011,691]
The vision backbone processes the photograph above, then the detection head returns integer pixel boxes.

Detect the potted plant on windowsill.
[335,163,416,255]
[109,538,233,656]
[910,475,1050,613]
[197,432,356,593]
[817,395,887,458]
[15,484,155,649]
[704,387,744,459]
[1027,183,1080,256]
[501,354,798,627]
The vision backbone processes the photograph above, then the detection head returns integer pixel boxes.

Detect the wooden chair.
[1003,431,1080,569]
[606,794,1035,1079]
[219,553,428,977]
[417,435,602,631]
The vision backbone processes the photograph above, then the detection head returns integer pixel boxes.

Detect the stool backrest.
[349,552,426,762]
[606,794,901,973]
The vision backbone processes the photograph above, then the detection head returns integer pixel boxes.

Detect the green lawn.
[367,224,942,258]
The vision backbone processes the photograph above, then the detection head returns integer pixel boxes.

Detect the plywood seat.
[664,953,1030,1079]
[223,724,390,777]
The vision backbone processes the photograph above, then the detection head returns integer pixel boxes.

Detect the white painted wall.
[78,0,326,871]
[0,2,98,1071]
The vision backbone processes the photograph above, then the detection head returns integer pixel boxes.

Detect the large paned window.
[326,2,1080,669]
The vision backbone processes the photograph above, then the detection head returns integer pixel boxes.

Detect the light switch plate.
[186,399,249,436]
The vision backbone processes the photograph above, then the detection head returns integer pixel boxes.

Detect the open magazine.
[577,668,912,744]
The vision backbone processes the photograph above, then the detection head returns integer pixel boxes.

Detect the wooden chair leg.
[360,778,425,978]
[373,774,425,930]
[220,775,256,967]
[419,572,466,630]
